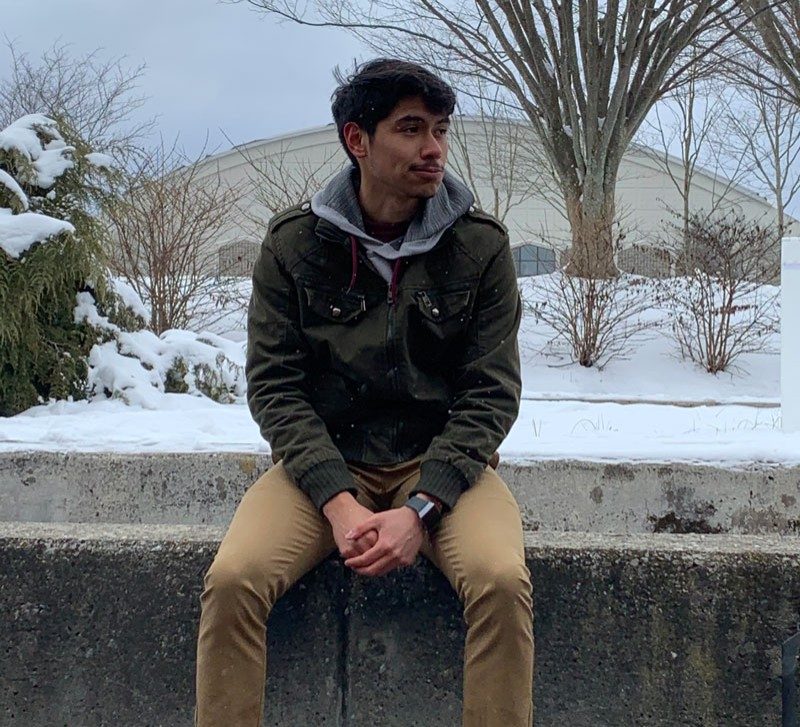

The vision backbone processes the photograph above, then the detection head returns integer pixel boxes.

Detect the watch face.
[406,496,440,530]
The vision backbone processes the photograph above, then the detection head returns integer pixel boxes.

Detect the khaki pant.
[195,458,534,726]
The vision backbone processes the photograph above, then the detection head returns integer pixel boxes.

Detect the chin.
[410,182,441,200]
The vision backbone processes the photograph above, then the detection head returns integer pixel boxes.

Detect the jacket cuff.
[298,459,357,511]
[412,460,469,512]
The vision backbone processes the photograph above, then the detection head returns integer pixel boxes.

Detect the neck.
[357,172,421,225]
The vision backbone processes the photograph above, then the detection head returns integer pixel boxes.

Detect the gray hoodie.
[311,166,475,283]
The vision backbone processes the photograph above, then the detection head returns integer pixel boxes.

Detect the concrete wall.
[2,523,797,727]
[4,452,800,535]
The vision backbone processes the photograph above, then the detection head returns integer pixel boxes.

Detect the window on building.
[218,240,260,277]
[512,244,557,277]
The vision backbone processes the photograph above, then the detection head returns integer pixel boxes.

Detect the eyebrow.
[394,115,450,125]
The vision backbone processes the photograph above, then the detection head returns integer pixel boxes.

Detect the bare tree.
[736,1,800,106]
[103,141,247,334]
[723,57,800,231]
[636,61,751,248]
[222,134,343,234]
[658,211,781,373]
[236,0,747,277]
[0,39,154,166]
[447,85,560,228]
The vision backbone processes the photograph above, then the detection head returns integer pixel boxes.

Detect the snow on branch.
[0,114,75,190]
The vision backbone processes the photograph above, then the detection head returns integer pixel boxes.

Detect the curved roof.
[201,122,337,167]
[198,116,790,222]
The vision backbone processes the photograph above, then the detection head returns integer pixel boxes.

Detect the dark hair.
[331,58,456,166]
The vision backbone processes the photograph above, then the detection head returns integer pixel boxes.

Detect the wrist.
[322,490,356,520]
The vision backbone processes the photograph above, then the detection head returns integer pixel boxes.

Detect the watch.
[404,495,443,533]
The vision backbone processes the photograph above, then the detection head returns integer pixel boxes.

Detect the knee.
[463,559,532,609]
[201,557,273,612]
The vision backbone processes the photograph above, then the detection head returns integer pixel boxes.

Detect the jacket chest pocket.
[301,286,367,325]
[412,287,473,347]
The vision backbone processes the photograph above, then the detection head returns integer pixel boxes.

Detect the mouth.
[411,167,444,180]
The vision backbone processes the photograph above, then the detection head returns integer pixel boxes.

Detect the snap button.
[331,306,342,317]
[301,202,310,211]
[431,307,440,318]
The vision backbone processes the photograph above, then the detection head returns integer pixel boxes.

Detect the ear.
[342,121,368,160]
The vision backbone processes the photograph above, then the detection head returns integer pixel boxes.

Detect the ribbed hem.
[298,459,357,511]
[413,460,469,512]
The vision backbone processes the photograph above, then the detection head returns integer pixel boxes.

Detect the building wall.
[193,119,793,278]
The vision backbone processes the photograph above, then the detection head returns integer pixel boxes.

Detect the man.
[195,58,534,727]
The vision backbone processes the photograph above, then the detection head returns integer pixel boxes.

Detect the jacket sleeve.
[245,233,357,511]
[414,234,522,511]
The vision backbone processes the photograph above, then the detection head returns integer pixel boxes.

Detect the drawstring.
[347,235,359,293]
[390,258,402,307]
[348,235,404,306]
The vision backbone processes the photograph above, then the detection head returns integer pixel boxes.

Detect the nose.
[420,131,443,160]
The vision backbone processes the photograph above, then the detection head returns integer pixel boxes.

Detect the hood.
[310,166,474,284]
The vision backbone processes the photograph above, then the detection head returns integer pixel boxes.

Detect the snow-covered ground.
[2,274,798,465]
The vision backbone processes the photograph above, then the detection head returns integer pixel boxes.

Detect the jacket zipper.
[416,290,433,311]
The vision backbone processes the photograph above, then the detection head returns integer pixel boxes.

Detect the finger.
[352,554,398,577]
[344,542,389,569]
[362,530,379,547]
[346,515,381,540]
[354,531,378,554]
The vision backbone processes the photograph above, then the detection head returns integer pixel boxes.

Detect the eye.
[402,126,420,134]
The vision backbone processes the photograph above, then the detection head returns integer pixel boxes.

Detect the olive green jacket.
[245,203,521,512]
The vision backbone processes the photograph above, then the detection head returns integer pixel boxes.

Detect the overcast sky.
[4,1,799,218]
[2,0,368,157]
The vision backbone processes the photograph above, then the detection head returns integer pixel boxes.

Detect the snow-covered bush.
[0,114,246,414]
[74,288,246,407]
[0,114,125,415]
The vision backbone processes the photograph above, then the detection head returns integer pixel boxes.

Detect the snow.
[74,291,118,332]
[0,208,74,258]
[517,276,780,402]
[72,290,246,406]
[0,114,74,190]
[85,152,114,169]
[781,238,800,431]
[34,141,74,189]
[0,114,53,158]
[2,275,798,467]
[110,277,150,321]
[83,328,246,408]
[0,169,28,210]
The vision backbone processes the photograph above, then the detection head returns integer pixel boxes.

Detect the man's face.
[346,96,450,201]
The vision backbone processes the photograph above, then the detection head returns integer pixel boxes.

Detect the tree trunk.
[563,186,619,279]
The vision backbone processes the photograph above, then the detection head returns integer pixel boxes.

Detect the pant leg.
[194,462,339,727]
[391,465,535,727]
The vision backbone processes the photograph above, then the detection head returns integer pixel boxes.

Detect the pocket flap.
[303,287,367,323]
[415,288,471,322]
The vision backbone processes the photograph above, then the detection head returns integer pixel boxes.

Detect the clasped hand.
[325,495,425,577]
[343,507,425,577]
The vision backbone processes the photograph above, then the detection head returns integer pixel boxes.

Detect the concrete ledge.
[2,523,798,726]
[4,452,800,534]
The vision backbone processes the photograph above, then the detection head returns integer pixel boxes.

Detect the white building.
[191,117,793,279]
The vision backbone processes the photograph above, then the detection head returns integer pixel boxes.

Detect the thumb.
[345,514,380,540]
